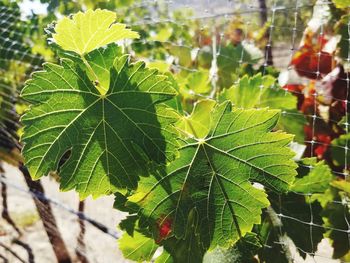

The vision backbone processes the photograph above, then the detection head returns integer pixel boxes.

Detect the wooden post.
[19,164,72,263]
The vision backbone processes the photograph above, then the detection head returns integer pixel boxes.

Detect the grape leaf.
[177,70,212,98]
[160,209,204,262]
[321,186,350,259]
[155,251,173,263]
[220,73,296,110]
[335,14,350,63]
[129,102,297,254]
[149,27,173,42]
[331,133,350,167]
[217,43,257,88]
[220,74,305,143]
[331,180,350,193]
[57,43,123,92]
[52,9,139,55]
[277,110,306,144]
[119,230,158,262]
[177,99,216,139]
[21,54,178,198]
[292,158,333,193]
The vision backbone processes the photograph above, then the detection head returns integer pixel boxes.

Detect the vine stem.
[265,206,294,262]
[259,0,273,66]
[76,200,89,263]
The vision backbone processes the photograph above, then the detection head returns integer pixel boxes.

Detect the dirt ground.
[0,163,129,263]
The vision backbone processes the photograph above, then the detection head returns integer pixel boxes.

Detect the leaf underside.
[130,102,297,254]
[21,54,178,198]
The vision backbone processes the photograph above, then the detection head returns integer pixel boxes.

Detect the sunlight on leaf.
[177,99,216,139]
[21,55,178,198]
[292,158,333,193]
[52,9,139,55]
[129,102,297,258]
[119,231,158,262]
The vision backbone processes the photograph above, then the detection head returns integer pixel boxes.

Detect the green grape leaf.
[292,158,333,194]
[119,215,139,236]
[220,73,296,110]
[52,9,139,55]
[129,102,297,254]
[177,99,216,139]
[335,14,350,63]
[119,230,158,262]
[220,74,305,143]
[149,27,173,42]
[277,110,306,144]
[161,209,204,262]
[176,69,211,103]
[331,180,350,194]
[217,43,260,88]
[21,55,178,198]
[167,45,192,67]
[322,187,350,259]
[147,61,171,73]
[57,44,123,92]
[176,70,212,101]
[155,251,173,263]
[185,70,211,94]
[217,43,253,72]
[331,133,350,167]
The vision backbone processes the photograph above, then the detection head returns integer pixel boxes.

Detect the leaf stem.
[80,54,106,95]
[186,118,199,139]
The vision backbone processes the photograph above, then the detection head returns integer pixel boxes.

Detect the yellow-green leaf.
[177,99,216,139]
[119,231,158,262]
[52,9,139,55]
[332,0,350,9]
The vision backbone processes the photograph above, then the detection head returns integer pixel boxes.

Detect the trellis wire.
[0,174,119,240]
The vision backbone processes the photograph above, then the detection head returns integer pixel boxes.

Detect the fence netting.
[1,0,350,262]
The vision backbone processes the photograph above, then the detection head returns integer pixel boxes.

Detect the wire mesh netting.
[1,0,350,262]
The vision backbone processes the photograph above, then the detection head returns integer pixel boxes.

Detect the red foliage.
[314,134,332,159]
[304,125,332,159]
[291,32,335,79]
[292,49,333,79]
[300,97,317,116]
[329,100,346,122]
[283,84,305,109]
[331,66,349,101]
